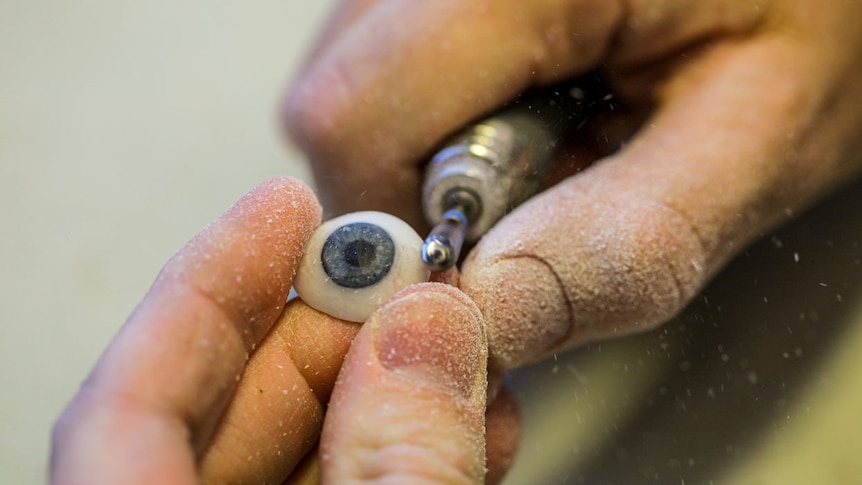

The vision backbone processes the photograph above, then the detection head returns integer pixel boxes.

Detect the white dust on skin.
[182,177,322,346]
[321,283,488,483]
[374,283,487,403]
[461,161,710,370]
[157,177,323,420]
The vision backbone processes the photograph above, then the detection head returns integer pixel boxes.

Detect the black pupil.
[343,240,376,268]
[321,222,395,289]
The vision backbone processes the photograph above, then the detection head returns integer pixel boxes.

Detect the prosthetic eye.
[293,211,430,322]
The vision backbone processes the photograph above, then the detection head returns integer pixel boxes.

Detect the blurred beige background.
[0,1,329,482]
[4,1,862,484]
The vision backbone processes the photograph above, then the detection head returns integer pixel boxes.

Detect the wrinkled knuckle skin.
[282,78,336,159]
[631,206,705,322]
[341,443,479,485]
[463,185,712,366]
[565,199,708,343]
[282,60,354,163]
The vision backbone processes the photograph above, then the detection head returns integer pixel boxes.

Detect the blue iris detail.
[321,222,395,289]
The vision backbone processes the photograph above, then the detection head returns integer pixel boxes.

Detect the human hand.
[51,177,518,484]
[284,0,862,372]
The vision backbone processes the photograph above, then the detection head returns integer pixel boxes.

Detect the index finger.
[51,177,321,484]
[283,0,623,227]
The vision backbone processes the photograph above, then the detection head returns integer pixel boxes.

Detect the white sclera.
[293,211,431,322]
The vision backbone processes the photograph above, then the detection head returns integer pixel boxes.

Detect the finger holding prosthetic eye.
[294,211,431,322]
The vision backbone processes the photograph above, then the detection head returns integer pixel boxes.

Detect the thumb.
[461,29,862,369]
[320,283,488,484]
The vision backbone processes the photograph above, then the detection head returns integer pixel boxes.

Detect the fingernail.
[462,257,571,369]
[374,284,486,401]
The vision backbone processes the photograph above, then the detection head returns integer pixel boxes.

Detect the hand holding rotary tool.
[420,73,612,271]
[281,0,862,481]
[285,0,862,375]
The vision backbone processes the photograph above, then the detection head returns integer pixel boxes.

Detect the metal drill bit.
[421,72,612,272]
[421,189,480,271]
[421,210,467,271]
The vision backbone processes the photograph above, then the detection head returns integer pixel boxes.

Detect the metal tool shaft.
[421,73,611,271]
[421,189,480,271]
[421,210,467,271]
